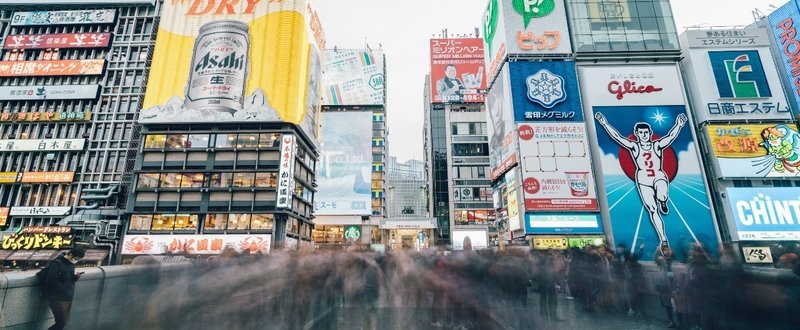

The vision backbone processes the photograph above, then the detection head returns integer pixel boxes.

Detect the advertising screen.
[452,229,488,250]
[430,38,486,104]
[139,0,322,141]
[321,49,385,106]
[482,0,572,79]
[316,111,373,215]
[580,65,718,261]
[509,61,583,122]
[487,64,516,180]
[518,122,598,212]
[769,1,800,115]
[681,28,791,123]
[525,214,603,235]
[726,187,800,241]
[705,124,800,178]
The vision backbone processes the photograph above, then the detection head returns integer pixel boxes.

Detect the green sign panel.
[344,225,361,241]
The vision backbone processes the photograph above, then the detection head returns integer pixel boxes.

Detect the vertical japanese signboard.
[483,0,572,79]
[680,28,791,123]
[430,38,486,103]
[581,64,718,261]
[518,122,598,211]
[705,124,800,178]
[277,134,296,209]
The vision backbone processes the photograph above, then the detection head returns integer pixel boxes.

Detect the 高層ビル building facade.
[122,0,325,260]
[383,156,435,251]
[0,0,163,268]
[312,48,387,250]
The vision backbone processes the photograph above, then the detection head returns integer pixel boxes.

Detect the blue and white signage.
[726,187,800,240]
[510,61,583,122]
[524,213,603,235]
[769,1,800,116]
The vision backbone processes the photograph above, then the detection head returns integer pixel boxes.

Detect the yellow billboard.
[706,124,800,178]
[140,0,324,141]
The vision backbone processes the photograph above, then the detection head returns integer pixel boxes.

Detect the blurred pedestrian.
[655,246,679,328]
[41,247,85,330]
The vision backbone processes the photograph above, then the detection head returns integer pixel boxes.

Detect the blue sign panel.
[524,213,603,234]
[708,50,772,98]
[769,1,800,114]
[726,187,800,241]
[509,61,583,122]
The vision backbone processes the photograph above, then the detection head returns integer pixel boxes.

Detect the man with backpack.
[38,247,85,330]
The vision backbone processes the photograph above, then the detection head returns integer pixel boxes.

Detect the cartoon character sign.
[707,124,800,177]
[591,105,718,261]
[761,125,800,173]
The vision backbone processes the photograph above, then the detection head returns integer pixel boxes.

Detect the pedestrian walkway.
[311,291,671,330]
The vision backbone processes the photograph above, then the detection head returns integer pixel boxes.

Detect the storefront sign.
[10,207,71,216]
[0,139,85,152]
[509,61,583,122]
[581,64,719,261]
[0,85,100,101]
[769,2,800,114]
[727,187,800,241]
[4,33,112,50]
[20,172,75,183]
[525,214,603,234]
[344,225,361,240]
[430,38,486,103]
[122,234,272,255]
[0,207,8,226]
[506,168,523,232]
[0,111,91,122]
[0,59,105,77]
[568,236,606,249]
[742,246,774,263]
[276,134,296,209]
[11,9,116,26]
[380,218,436,229]
[1,233,72,250]
[21,226,71,234]
[518,123,598,211]
[706,124,800,178]
[0,172,16,183]
[533,236,568,250]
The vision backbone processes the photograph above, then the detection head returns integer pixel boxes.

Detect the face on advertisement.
[635,123,652,143]
[445,64,457,79]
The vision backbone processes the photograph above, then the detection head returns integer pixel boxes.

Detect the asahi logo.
[194,51,246,71]
[607,79,663,100]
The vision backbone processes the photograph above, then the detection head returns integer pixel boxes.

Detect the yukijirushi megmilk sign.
[139,0,322,141]
[580,65,718,261]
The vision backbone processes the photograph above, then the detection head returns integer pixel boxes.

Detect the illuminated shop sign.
[4,33,112,50]
[0,111,91,122]
[10,9,116,26]
[0,139,85,152]
[21,226,72,234]
[727,187,800,241]
[122,234,272,255]
[533,236,568,250]
[277,134,296,209]
[1,233,73,250]
[0,171,75,183]
[524,213,603,234]
[0,59,105,77]
[0,85,100,101]
[0,207,7,226]
[9,207,72,216]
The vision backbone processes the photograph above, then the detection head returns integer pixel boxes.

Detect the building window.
[255,172,278,188]
[151,214,176,231]
[215,134,235,148]
[187,134,210,149]
[129,214,152,231]
[210,173,232,188]
[137,173,160,188]
[251,214,274,230]
[228,213,251,230]
[144,135,166,149]
[173,214,198,231]
[159,173,182,188]
[258,133,281,148]
[232,173,255,187]
[204,214,227,231]
[180,173,206,188]
[166,134,189,149]
[236,134,259,148]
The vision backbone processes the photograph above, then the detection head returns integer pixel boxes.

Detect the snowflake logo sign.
[526,69,566,109]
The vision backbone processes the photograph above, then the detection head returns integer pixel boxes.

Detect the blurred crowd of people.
[110,243,798,330]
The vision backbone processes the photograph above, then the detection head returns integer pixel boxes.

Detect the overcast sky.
[312,0,784,163]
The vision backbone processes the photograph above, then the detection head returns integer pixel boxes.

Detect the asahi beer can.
[185,20,250,114]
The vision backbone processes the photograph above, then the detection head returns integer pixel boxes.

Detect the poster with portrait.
[487,64,517,180]
[430,38,486,103]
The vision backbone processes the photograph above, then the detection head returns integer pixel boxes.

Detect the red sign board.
[430,38,487,103]
[0,59,105,77]
[4,33,111,49]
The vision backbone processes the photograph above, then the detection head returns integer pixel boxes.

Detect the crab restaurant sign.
[122,234,272,255]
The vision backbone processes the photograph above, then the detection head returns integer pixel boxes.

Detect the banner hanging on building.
[0,85,100,101]
[321,49,385,106]
[706,124,800,178]
[430,38,486,103]
[726,187,800,241]
[518,122,598,211]
[525,214,603,235]
[681,28,791,123]
[315,111,373,215]
[9,207,71,216]
[488,64,516,180]
[769,1,800,116]
[509,61,583,122]
[0,139,85,152]
[0,111,91,122]
[276,134,296,209]
[121,234,271,255]
[4,33,112,49]
[10,9,116,26]
[139,0,324,142]
[0,59,105,77]
[580,64,718,261]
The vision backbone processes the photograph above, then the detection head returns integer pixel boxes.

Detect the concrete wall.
[0,263,190,329]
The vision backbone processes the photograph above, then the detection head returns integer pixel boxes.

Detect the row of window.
[144,133,282,150]
[454,210,496,225]
[137,172,279,189]
[451,122,488,136]
[128,213,274,232]
[452,166,489,179]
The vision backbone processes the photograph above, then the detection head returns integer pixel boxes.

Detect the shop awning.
[6,250,37,261]
[81,249,110,262]
[28,250,59,261]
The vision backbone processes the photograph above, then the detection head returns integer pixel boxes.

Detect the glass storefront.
[567,0,679,52]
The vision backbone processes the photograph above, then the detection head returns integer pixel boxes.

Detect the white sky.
[312,0,784,163]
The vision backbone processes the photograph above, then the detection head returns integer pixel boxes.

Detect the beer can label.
[186,29,249,112]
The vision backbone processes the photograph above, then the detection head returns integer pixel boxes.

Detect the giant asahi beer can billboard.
[139,0,324,141]
[580,64,719,261]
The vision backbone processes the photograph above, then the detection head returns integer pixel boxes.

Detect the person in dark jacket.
[42,247,85,330]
